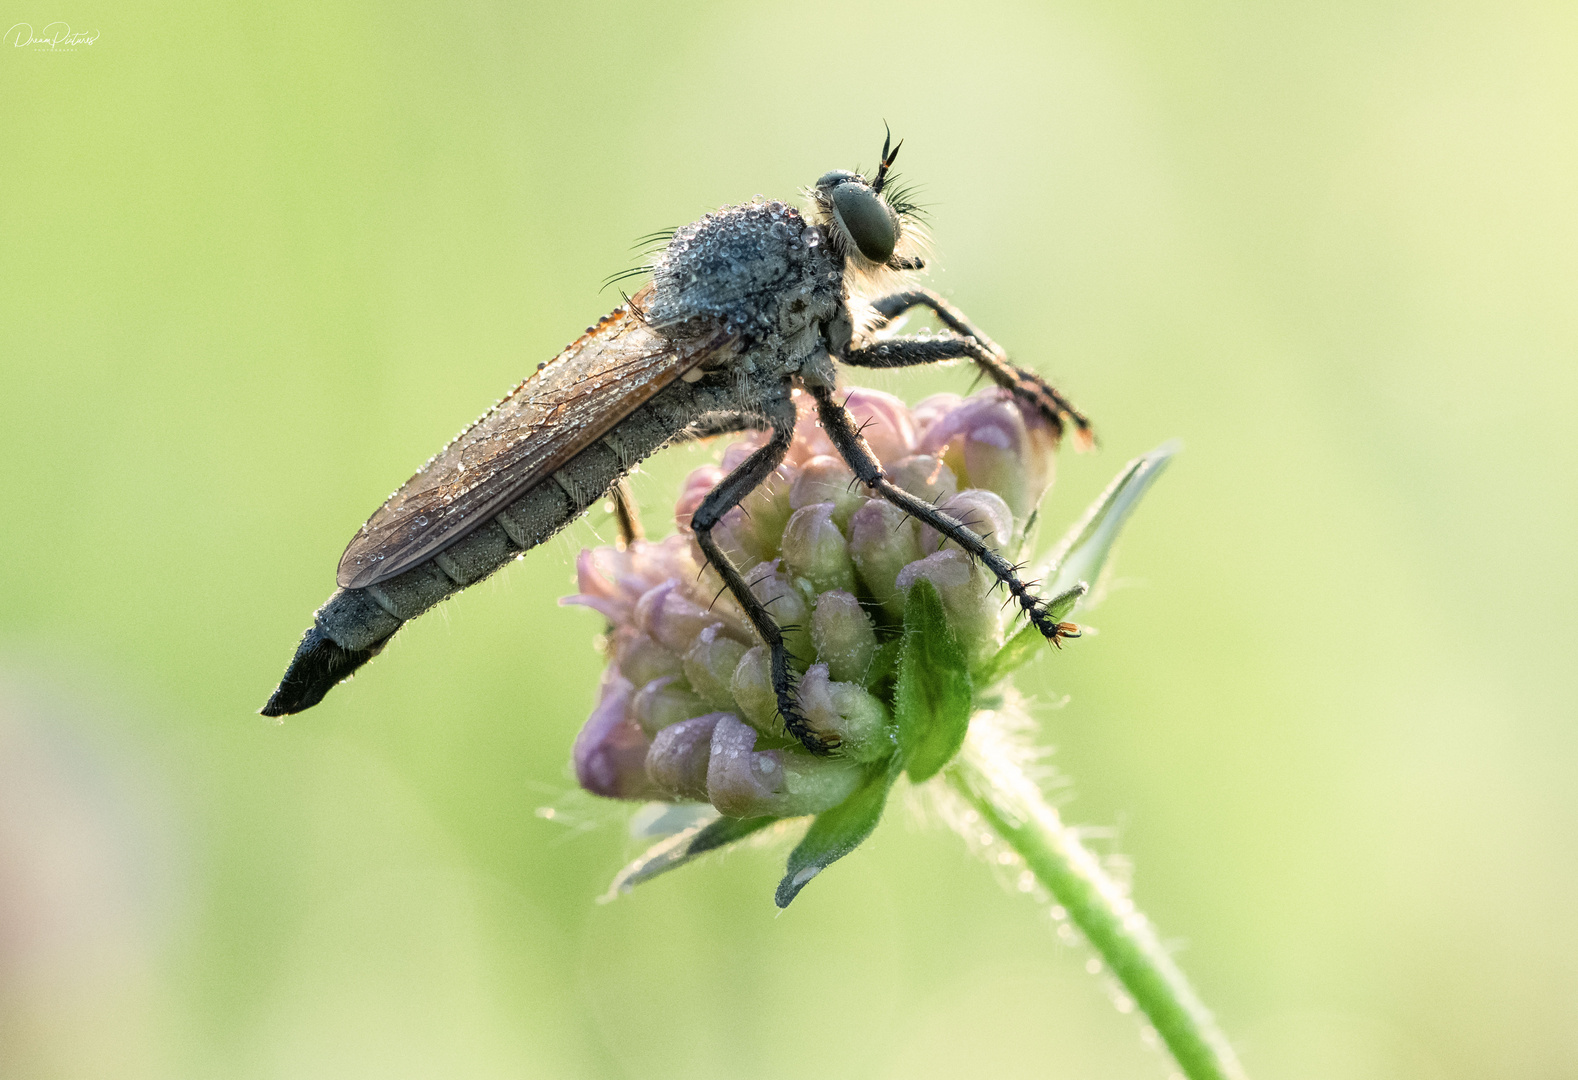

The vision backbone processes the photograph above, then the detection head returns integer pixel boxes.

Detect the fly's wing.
[338,285,735,589]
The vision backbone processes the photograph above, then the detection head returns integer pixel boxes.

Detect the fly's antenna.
[872,122,903,194]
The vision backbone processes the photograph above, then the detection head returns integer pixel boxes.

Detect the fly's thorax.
[648,200,844,357]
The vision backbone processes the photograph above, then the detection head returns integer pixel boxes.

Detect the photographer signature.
[5,22,100,50]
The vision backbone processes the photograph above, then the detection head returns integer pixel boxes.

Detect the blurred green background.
[3,1,1576,1076]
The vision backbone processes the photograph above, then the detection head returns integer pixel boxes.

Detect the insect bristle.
[601,264,654,292]
[630,228,678,256]
[882,177,928,220]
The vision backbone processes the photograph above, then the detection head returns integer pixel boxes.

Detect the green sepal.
[893,577,975,782]
[604,813,778,898]
[775,756,901,908]
[1040,441,1179,606]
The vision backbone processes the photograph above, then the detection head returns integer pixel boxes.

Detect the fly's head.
[807,128,928,284]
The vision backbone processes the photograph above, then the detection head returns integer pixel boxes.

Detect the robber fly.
[262,131,1093,753]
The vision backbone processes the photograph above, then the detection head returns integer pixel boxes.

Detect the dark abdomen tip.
[261,625,378,716]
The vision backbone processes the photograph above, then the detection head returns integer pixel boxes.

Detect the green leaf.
[894,577,975,783]
[1040,441,1179,610]
[604,813,778,898]
[974,583,1087,683]
[775,757,901,908]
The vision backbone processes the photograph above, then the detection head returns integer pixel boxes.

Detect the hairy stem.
[945,717,1248,1080]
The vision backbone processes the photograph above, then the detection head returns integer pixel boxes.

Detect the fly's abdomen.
[262,384,710,716]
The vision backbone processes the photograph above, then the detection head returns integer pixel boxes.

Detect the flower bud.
[918,390,1056,521]
[797,664,892,762]
[886,454,959,505]
[706,714,863,818]
[789,455,866,531]
[840,387,917,462]
[674,465,725,532]
[635,579,748,653]
[682,624,750,709]
[645,712,725,800]
[781,502,857,594]
[728,646,778,733]
[848,499,924,616]
[794,387,916,462]
[896,549,1003,663]
[811,590,879,684]
[609,629,683,687]
[627,534,700,582]
[746,562,814,666]
[736,464,799,561]
[911,392,963,434]
[562,547,646,624]
[918,489,1015,557]
[573,675,661,800]
[631,675,707,736]
[701,510,759,575]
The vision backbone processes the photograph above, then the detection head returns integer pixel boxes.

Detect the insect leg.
[853,288,1094,447]
[688,393,834,754]
[610,478,644,548]
[809,383,1080,648]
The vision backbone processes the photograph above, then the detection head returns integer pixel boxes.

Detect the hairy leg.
[689,391,833,754]
[810,383,1080,647]
[609,478,644,548]
[852,288,1094,448]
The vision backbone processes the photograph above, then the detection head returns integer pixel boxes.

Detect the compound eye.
[829,182,898,263]
[816,169,861,191]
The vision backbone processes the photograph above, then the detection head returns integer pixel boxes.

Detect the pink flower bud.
[646,713,726,801]
[839,388,918,462]
[886,454,959,504]
[678,460,795,569]
[781,389,822,466]
[573,675,661,800]
[781,502,857,594]
[729,646,780,733]
[911,392,963,434]
[706,714,863,818]
[631,675,707,736]
[734,463,799,562]
[745,562,813,665]
[682,624,750,709]
[789,455,866,531]
[634,579,748,653]
[794,387,916,463]
[917,389,1056,520]
[797,664,892,762]
[674,465,725,532]
[918,489,1015,557]
[609,629,683,687]
[628,535,701,587]
[848,499,924,616]
[699,510,759,576]
[811,590,879,684]
[562,546,648,623]
[895,549,1003,663]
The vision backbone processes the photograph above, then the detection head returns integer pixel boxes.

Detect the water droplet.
[416,515,428,526]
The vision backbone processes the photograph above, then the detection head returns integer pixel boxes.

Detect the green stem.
[946,718,1248,1080]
